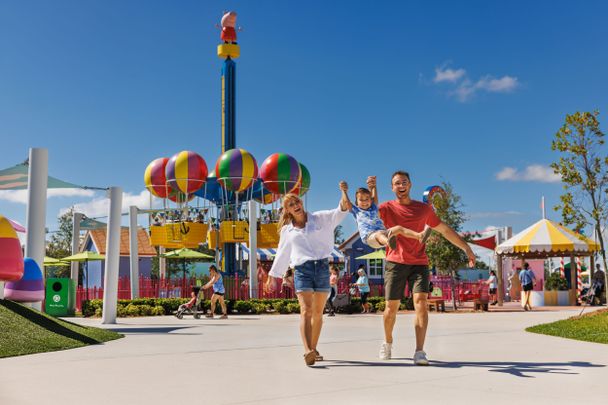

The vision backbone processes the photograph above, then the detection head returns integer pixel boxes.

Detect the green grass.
[0,299,123,358]
[526,308,608,344]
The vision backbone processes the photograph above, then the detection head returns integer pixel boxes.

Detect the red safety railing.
[75,275,490,311]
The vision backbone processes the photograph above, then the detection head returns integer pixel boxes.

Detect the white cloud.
[496,165,561,183]
[475,75,518,92]
[0,189,96,204]
[431,63,519,102]
[434,66,466,83]
[59,190,159,218]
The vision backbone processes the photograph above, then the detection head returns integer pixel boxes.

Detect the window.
[368,259,384,277]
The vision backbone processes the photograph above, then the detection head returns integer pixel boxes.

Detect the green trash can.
[45,278,76,317]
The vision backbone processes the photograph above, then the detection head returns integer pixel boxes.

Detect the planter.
[530,291,544,307]
[544,290,570,306]
[520,291,549,307]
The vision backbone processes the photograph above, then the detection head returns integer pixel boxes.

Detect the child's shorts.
[365,230,387,249]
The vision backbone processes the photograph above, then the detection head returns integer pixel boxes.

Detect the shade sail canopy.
[356,250,386,260]
[0,163,85,190]
[495,219,599,256]
[162,248,214,259]
[62,251,106,262]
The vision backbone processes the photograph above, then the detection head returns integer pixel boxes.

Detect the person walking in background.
[326,265,340,316]
[518,263,536,311]
[373,172,475,365]
[352,268,371,313]
[486,270,498,305]
[203,265,228,319]
[257,262,269,297]
[267,185,349,366]
[509,267,522,302]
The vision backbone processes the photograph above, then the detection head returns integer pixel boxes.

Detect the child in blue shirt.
[340,180,430,249]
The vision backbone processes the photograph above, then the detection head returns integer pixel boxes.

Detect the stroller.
[175,287,204,319]
[582,279,605,306]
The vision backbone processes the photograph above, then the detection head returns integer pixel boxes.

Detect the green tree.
[550,111,608,290]
[425,182,472,310]
[473,259,489,270]
[46,208,74,278]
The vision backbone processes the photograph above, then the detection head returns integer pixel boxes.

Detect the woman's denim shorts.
[294,259,330,293]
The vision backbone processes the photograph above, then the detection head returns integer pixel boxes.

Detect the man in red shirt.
[373,171,475,365]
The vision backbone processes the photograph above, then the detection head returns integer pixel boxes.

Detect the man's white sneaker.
[379,342,392,360]
[413,350,429,366]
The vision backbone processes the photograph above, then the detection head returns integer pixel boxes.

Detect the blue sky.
[1,1,607,263]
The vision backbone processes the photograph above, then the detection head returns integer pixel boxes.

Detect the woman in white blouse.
[268,183,349,366]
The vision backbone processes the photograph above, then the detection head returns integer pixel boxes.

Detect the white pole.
[248,200,258,298]
[129,205,139,299]
[541,196,546,219]
[25,148,48,311]
[102,187,122,324]
[71,212,83,281]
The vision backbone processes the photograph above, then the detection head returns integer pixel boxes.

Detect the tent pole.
[496,254,504,306]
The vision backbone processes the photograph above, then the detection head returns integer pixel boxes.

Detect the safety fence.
[75,275,489,311]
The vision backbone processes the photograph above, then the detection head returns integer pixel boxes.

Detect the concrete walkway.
[1,308,606,405]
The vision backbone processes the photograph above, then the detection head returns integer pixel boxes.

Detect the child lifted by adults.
[340,180,430,249]
[372,172,475,365]
[266,183,350,366]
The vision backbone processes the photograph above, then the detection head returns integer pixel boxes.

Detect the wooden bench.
[428,299,445,312]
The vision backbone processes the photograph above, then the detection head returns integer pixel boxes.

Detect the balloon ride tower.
[218,11,240,273]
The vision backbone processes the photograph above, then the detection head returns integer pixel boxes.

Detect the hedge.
[81,296,414,317]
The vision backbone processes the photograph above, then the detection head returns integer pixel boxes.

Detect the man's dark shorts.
[384,261,430,300]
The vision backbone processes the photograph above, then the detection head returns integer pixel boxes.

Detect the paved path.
[1,308,606,405]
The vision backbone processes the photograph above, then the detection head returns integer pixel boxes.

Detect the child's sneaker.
[379,342,392,360]
[421,227,432,244]
[387,231,397,249]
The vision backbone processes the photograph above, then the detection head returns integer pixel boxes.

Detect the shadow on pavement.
[107,326,200,334]
[314,359,416,369]
[426,359,606,378]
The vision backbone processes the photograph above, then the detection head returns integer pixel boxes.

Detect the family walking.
[267,170,475,366]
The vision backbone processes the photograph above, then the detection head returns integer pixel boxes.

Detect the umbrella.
[162,248,214,295]
[43,256,69,266]
[62,251,106,301]
[356,250,386,260]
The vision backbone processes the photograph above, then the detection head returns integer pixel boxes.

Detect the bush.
[252,303,268,314]
[375,301,386,312]
[286,302,300,313]
[234,301,253,314]
[152,305,165,316]
[271,301,286,314]
[400,297,414,310]
[545,273,568,291]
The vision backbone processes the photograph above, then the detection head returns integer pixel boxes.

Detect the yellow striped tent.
[496,219,598,256]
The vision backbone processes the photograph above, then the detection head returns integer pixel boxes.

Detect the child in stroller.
[175,287,203,319]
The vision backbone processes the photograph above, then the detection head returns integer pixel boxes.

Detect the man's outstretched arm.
[432,222,476,267]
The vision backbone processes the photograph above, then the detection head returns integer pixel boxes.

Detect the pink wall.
[510,259,544,291]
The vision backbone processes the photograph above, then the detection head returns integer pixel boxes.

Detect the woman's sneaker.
[413,350,429,366]
[379,342,392,360]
